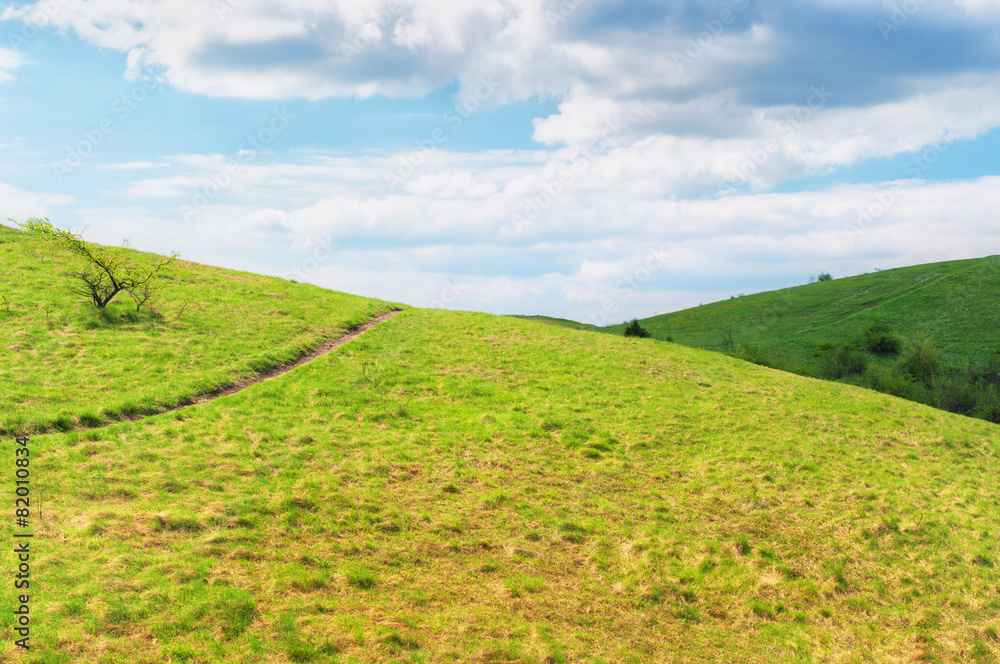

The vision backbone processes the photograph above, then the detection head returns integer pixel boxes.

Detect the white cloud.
[10,0,535,100]
[231,169,1000,323]
[96,161,171,170]
[0,48,26,82]
[0,181,76,220]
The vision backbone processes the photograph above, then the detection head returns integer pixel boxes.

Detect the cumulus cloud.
[8,0,1000,179]
[8,1,999,101]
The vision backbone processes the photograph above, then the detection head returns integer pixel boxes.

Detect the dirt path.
[81,309,402,431]
[179,308,403,409]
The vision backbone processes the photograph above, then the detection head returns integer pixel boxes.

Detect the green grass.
[4,305,1000,662]
[576,255,1000,370]
[0,225,398,434]
[511,314,604,334]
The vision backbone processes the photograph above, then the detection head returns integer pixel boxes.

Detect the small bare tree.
[720,325,735,352]
[130,282,155,312]
[15,218,178,310]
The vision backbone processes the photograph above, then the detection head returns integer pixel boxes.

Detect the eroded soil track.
[75,309,403,432]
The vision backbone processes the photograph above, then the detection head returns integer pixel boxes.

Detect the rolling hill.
[2,227,1000,663]
[599,255,1000,370]
[0,223,398,435]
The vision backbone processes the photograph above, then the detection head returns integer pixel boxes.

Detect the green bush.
[818,343,867,380]
[862,320,903,356]
[736,342,763,364]
[932,374,980,415]
[812,341,836,357]
[623,319,652,338]
[898,339,939,384]
[851,365,927,403]
[972,383,1000,423]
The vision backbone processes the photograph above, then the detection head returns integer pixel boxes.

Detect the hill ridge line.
[67,308,403,433]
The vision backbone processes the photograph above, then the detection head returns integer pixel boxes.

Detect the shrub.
[932,374,980,415]
[816,272,833,282]
[898,338,939,384]
[852,365,927,403]
[812,341,836,357]
[736,342,763,364]
[623,319,652,338]
[818,343,867,380]
[972,383,1000,424]
[862,320,903,356]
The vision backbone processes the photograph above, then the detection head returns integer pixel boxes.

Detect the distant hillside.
[604,255,1000,370]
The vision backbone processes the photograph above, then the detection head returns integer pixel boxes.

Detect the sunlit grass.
[4,308,999,662]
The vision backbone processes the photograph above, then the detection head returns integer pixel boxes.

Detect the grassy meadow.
[2,299,1000,662]
[0,224,396,434]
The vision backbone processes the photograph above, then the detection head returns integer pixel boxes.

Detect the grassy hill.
[599,255,1000,370]
[3,231,1000,662]
[0,224,397,434]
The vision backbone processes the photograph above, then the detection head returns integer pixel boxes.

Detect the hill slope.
[0,225,397,434]
[600,255,1000,369]
[3,301,1000,662]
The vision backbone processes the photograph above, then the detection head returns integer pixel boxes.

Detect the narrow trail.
[77,308,403,432]
[179,308,403,407]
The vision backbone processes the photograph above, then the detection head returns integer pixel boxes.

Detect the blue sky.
[2,0,999,323]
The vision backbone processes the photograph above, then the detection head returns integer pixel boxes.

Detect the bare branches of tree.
[14,217,178,310]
